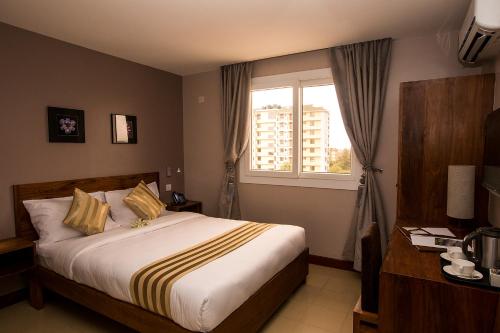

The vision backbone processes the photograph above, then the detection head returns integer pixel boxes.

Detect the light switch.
[165,184,172,192]
[198,96,205,104]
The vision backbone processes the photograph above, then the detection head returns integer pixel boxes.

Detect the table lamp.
[447,165,475,225]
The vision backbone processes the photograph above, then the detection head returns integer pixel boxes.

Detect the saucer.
[443,265,483,280]
[440,252,466,262]
[440,253,452,261]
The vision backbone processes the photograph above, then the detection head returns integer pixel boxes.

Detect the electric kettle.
[462,227,500,269]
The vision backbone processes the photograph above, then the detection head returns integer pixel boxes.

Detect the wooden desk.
[379,228,500,333]
[386,74,497,332]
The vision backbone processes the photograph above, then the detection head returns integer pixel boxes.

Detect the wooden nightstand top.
[0,237,35,278]
[0,237,34,255]
[167,200,202,213]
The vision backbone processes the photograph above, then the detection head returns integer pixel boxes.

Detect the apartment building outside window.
[241,69,361,190]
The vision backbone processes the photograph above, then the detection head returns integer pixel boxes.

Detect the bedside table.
[167,200,202,213]
[0,238,38,307]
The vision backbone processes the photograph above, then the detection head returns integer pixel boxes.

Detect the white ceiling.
[0,0,470,76]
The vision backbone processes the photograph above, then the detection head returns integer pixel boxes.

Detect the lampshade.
[447,165,476,219]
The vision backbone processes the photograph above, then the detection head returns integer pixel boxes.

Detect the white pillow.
[23,191,120,245]
[105,182,161,225]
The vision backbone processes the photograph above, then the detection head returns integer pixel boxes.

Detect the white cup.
[451,259,475,277]
[490,269,500,287]
[447,246,466,260]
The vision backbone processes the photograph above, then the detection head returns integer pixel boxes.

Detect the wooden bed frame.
[13,172,309,333]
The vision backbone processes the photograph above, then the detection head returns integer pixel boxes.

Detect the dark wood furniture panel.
[13,172,159,240]
[379,230,500,333]
[353,223,381,333]
[380,74,498,333]
[0,237,35,255]
[484,109,500,166]
[353,298,378,333]
[0,237,36,308]
[361,223,381,313]
[13,173,308,332]
[167,200,202,213]
[0,238,34,277]
[397,74,495,226]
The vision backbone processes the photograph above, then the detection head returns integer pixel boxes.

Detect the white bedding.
[37,212,306,332]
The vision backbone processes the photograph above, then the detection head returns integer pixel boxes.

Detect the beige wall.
[0,23,184,239]
[183,32,486,260]
[183,70,223,217]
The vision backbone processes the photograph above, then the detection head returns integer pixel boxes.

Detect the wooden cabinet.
[0,238,35,278]
[379,229,500,333]
[397,74,495,226]
[379,74,498,333]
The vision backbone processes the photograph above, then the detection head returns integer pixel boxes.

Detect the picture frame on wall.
[48,106,85,143]
[111,114,137,144]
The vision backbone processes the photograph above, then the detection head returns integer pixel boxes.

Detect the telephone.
[172,191,186,205]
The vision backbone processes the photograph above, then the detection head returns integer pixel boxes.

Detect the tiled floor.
[0,264,360,333]
[261,264,360,333]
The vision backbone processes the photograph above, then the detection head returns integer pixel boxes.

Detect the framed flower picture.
[48,107,85,143]
[111,114,137,144]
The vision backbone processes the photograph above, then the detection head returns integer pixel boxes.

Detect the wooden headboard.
[13,172,159,240]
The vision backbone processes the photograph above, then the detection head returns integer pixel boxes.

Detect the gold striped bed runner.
[130,221,274,318]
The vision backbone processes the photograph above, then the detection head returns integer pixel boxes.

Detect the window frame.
[240,68,362,191]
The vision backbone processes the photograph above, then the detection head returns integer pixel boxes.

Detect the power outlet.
[165,184,172,192]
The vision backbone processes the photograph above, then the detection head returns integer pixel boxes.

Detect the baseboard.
[308,254,355,271]
[0,288,27,309]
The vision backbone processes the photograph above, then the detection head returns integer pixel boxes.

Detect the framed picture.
[48,107,85,143]
[111,114,137,144]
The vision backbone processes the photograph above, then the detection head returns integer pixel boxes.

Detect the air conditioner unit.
[458,0,500,65]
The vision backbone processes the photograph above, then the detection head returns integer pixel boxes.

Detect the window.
[241,68,361,190]
[301,84,352,175]
[250,87,293,171]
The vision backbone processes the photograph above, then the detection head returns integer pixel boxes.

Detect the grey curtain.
[329,38,392,271]
[218,62,253,219]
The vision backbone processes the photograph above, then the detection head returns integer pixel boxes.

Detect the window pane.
[302,84,352,174]
[251,87,293,171]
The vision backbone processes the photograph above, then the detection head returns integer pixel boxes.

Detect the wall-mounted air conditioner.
[458,0,500,65]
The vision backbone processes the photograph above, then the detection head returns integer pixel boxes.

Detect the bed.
[13,172,309,333]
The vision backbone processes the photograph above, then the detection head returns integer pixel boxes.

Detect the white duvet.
[37,212,306,332]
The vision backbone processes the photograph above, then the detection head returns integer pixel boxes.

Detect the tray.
[440,258,500,291]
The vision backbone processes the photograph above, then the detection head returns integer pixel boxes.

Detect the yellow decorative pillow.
[64,188,110,235]
[124,181,165,220]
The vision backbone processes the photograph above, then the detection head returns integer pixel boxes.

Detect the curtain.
[329,38,392,271]
[218,62,253,219]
